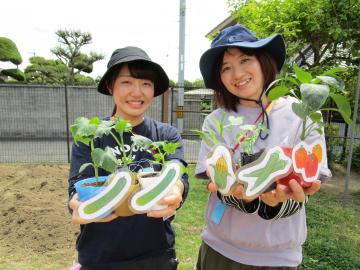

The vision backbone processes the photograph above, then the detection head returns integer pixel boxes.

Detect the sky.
[1,0,230,81]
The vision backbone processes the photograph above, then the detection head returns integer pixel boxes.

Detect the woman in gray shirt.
[195,24,331,269]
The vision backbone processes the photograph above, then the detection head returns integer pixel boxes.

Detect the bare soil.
[0,163,359,269]
[0,164,78,269]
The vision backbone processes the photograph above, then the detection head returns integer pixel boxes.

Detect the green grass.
[173,165,208,270]
[1,165,359,270]
[175,165,360,270]
[302,191,360,269]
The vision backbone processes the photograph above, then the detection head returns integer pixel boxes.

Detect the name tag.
[210,199,227,225]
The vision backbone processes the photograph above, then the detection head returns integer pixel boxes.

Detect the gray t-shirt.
[195,96,331,267]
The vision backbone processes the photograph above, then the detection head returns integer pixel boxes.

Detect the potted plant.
[71,116,184,219]
[70,116,123,220]
[267,64,353,188]
[128,134,183,213]
[193,114,267,195]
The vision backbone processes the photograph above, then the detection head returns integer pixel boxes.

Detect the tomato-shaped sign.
[295,146,308,169]
[279,147,312,188]
[312,144,323,163]
[304,154,319,178]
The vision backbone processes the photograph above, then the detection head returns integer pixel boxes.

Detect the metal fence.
[169,88,360,164]
[0,84,164,163]
[0,84,358,164]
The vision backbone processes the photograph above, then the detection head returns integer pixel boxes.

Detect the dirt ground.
[0,163,359,269]
[0,164,78,269]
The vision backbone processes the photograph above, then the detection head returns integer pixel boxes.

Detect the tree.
[74,73,96,86]
[227,0,360,68]
[24,56,96,86]
[24,56,68,85]
[51,29,104,85]
[0,37,25,82]
[192,78,205,88]
[228,0,360,163]
[169,79,175,88]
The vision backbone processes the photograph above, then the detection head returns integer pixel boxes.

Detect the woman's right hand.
[69,193,118,224]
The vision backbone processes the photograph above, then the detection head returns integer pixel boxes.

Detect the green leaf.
[79,162,92,173]
[131,134,153,150]
[219,113,227,138]
[315,127,324,135]
[320,67,345,76]
[293,64,312,83]
[287,76,300,87]
[300,83,329,111]
[268,85,290,101]
[192,129,213,146]
[114,117,132,136]
[292,102,307,119]
[89,116,101,126]
[163,142,179,155]
[151,141,165,148]
[94,119,114,138]
[207,130,218,145]
[329,93,351,118]
[70,117,98,145]
[91,147,118,173]
[210,116,223,139]
[153,153,163,163]
[309,112,322,123]
[316,76,344,90]
[337,110,355,130]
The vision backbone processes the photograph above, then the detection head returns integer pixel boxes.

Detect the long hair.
[213,47,278,112]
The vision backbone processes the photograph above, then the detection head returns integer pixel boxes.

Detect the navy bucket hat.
[97,46,169,97]
[200,24,286,90]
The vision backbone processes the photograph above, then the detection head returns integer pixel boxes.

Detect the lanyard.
[232,102,273,152]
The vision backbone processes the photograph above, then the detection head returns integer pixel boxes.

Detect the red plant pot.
[277,147,312,188]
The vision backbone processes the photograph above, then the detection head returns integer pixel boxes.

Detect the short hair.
[106,61,159,92]
[212,47,278,112]
[105,61,159,116]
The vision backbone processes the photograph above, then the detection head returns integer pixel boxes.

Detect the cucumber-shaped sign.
[130,161,181,213]
[237,146,292,199]
[205,144,236,194]
[78,171,132,220]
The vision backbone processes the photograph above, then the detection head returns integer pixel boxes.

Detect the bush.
[325,124,341,168]
[351,141,360,173]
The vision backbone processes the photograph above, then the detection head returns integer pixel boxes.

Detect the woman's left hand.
[146,180,184,218]
[260,179,321,207]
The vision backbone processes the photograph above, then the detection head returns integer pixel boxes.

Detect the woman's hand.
[260,179,321,207]
[207,181,255,203]
[147,180,184,218]
[69,193,118,224]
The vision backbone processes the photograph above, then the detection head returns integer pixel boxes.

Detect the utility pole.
[177,0,186,133]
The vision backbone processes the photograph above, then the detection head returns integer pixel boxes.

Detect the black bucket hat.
[200,24,286,90]
[97,46,169,97]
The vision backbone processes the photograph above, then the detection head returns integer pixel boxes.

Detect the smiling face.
[109,64,154,125]
[220,47,266,107]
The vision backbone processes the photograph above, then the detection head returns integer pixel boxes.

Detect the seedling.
[131,134,180,166]
[70,116,118,185]
[193,113,268,155]
[267,64,353,184]
[268,64,353,141]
